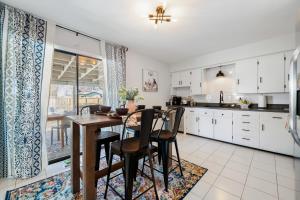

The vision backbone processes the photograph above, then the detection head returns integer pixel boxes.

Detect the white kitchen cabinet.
[284,50,296,92]
[213,110,233,143]
[235,58,258,93]
[171,70,191,88]
[184,108,199,135]
[190,68,203,95]
[260,112,294,155]
[233,111,260,148]
[198,109,214,138]
[258,53,285,93]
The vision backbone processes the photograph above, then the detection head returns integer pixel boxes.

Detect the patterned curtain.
[105,43,126,109]
[0,3,7,178]
[0,5,47,178]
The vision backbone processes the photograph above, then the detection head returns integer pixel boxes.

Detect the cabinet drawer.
[213,110,232,118]
[198,109,213,117]
[236,135,259,148]
[235,111,259,124]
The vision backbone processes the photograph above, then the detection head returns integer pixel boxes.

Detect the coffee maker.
[172,96,182,105]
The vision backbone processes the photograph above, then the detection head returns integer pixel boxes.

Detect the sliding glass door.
[46,50,104,163]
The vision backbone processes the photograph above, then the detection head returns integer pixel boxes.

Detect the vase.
[126,100,136,113]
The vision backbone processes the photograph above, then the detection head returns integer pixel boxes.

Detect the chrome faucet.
[219,90,224,105]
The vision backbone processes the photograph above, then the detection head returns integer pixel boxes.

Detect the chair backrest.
[171,107,185,137]
[139,109,155,149]
[80,104,101,115]
[121,109,155,152]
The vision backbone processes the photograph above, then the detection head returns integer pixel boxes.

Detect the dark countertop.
[166,103,289,113]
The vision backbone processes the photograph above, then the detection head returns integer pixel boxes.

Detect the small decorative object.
[143,69,158,92]
[115,108,129,116]
[119,86,144,113]
[239,97,251,109]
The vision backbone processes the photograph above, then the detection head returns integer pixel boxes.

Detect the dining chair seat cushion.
[96,131,120,142]
[111,137,141,154]
[150,130,174,141]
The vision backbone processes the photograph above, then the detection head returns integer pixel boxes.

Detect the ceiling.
[2,0,299,64]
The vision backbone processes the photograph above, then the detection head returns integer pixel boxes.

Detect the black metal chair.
[80,105,120,186]
[104,109,159,200]
[145,107,185,192]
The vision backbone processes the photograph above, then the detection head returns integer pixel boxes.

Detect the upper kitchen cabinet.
[235,58,258,93]
[284,50,295,92]
[257,53,285,93]
[190,68,203,95]
[171,70,191,88]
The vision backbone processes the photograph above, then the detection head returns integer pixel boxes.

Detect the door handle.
[289,47,300,146]
[272,116,282,119]
[242,129,250,132]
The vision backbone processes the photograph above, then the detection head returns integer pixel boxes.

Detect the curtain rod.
[56,25,128,52]
[56,25,101,42]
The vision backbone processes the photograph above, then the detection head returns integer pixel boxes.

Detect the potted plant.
[118,86,144,113]
[239,97,251,109]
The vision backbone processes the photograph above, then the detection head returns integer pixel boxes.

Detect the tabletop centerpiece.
[119,86,144,113]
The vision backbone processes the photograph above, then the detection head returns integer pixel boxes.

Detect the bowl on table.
[100,106,111,113]
[116,108,129,116]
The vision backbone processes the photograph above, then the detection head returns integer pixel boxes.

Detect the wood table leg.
[60,119,65,148]
[71,122,80,194]
[82,125,98,200]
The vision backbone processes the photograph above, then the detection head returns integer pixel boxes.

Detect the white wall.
[126,50,170,108]
[171,33,296,71]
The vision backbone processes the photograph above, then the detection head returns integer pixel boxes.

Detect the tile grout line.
[274,157,280,200]
[201,144,236,200]
[239,151,254,200]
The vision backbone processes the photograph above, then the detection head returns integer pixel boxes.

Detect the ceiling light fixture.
[149,5,172,25]
[216,66,225,77]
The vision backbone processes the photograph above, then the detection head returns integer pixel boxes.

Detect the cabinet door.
[236,58,258,93]
[171,72,180,87]
[198,115,214,138]
[213,110,233,143]
[190,68,202,95]
[181,70,192,87]
[258,53,285,93]
[185,109,199,135]
[260,112,294,155]
[284,50,298,92]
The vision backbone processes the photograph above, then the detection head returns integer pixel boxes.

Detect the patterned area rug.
[6,157,207,200]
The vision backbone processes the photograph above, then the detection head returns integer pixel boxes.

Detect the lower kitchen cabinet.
[185,108,199,135]
[213,110,233,142]
[233,111,260,148]
[198,109,214,138]
[259,112,294,155]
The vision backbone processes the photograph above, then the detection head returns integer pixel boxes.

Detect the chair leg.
[95,142,101,187]
[174,139,184,177]
[157,142,162,165]
[148,149,159,200]
[104,152,113,199]
[65,128,68,145]
[133,158,139,181]
[141,155,146,176]
[161,141,169,192]
[124,153,136,200]
[104,142,110,164]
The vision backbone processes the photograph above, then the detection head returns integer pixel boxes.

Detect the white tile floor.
[1,133,300,200]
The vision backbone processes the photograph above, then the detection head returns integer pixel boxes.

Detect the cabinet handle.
[215,119,217,124]
[242,121,250,124]
[242,137,250,141]
[212,118,214,124]
[237,79,240,85]
[242,114,250,117]
[272,116,282,119]
[288,74,290,81]
[200,82,202,87]
[261,124,264,131]
[190,110,194,112]
[242,129,250,132]
[260,77,263,83]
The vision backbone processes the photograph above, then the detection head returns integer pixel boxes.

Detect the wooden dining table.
[67,113,173,200]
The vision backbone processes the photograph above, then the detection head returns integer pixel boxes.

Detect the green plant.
[239,97,251,105]
[118,86,144,104]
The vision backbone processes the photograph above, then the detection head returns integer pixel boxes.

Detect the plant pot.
[240,104,250,109]
[126,100,136,113]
